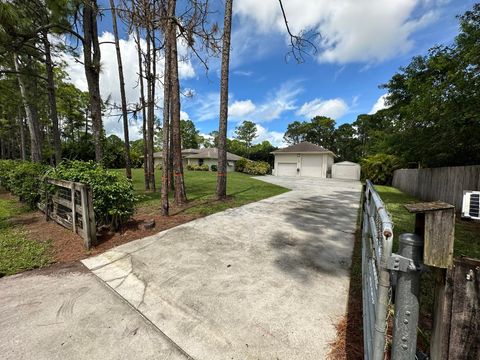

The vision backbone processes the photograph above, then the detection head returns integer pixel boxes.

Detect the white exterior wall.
[187,158,235,172]
[332,162,361,180]
[274,153,335,178]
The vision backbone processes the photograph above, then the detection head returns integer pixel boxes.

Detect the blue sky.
[61,0,475,147]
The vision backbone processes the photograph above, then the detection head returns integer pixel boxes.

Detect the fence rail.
[362,180,394,360]
[39,178,96,249]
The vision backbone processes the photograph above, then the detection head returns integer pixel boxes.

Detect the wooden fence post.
[404,201,455,360]
[70,183,76,234]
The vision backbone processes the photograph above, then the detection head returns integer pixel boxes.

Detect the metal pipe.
[392,233,423,360]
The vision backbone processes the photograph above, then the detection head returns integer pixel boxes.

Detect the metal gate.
[362,180,394,360]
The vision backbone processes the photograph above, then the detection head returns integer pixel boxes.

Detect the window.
[198,159,204,165]
[228,161,234,167]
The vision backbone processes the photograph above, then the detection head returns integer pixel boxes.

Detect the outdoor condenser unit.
[462,191,480,220]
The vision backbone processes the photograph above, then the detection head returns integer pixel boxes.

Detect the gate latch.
[386,253,419,272]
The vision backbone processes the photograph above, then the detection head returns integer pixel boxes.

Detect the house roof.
[333,161,360,166]
[185,148,242,161]
[272,141,334,155]
[153,148,200,158]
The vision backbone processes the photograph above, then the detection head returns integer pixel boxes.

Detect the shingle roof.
[153,148,200,158]
[185,148,242,161]
[272,141,333,154]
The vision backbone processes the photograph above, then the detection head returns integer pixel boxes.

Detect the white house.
[153,148,242,172]
[272,141,335,178]
[184,148,241,172]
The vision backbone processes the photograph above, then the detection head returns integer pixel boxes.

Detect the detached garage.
[332,161,361,180]
[272,141,335,178]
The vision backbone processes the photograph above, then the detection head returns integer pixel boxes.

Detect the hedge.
[0,160,136,230]
[235,158,270,176]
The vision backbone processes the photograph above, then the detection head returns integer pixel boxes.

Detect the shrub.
[8,162,48,208]
[361,153,404,185]
[186,164,194,171]
[210,164,217,172]
[0,160,19,190]
[46,161,137,230]
[243,160,270,176]
[235,158,248,172]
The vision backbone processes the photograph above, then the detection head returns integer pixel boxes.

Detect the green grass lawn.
[115,168,289,216]
[0,194,51,277]
[375,185,480,258]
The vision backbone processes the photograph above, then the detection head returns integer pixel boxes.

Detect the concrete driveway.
[83,176,362,360]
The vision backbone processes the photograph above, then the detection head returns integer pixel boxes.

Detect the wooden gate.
[39,178,96,249]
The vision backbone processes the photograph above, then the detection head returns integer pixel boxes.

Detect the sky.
[59,0,476,147]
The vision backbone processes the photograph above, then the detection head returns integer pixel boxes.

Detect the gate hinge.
[386,253,420,272]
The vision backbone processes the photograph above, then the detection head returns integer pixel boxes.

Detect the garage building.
[332,161,361,180]
[272,141,335,178]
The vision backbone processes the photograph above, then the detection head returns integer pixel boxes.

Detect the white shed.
[332,161,361,180]
[272,141,335,178]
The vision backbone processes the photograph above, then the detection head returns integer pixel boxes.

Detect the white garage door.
[301,155,325,178]
[277,163,297,176]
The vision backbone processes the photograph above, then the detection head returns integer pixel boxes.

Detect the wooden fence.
[39,178,96,249]
[392,166,480,210]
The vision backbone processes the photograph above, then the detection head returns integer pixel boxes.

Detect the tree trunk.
[42,31,62,165]
[135,26,150,190]
[145,27,155,191]
[83,0,103,163]
[161,13,172,216]
[169,7,187,205]
[18,108,26,161]
[110,0,132,178]
[216,0,233,200]
[13,53,42,162]
[168,115,174,191]
[149,28,156,189]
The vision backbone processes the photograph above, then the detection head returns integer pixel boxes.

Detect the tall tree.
[82,0,104,163]
[13,54,42,162]
[110,0,132,178]
[161,0,173,215]
[216,0,233,200]
[134,24,149,190]
[235,120,257,149]
[169,0,187,205]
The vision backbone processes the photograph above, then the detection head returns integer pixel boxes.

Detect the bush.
[210,164,217,172]
[46,161,137,230]
[0,160,19,190]
[8,162,48,208]
[235,158,248,172]
[243,160,270,176]
[361,153,404,185]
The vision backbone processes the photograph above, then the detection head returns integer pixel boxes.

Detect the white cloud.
[228,100,256,118]
[180,110,190,120]
[58,32,196,140]
[297,98,349,119]
[185,81,302,124]
[252,81,303,121]
[234,0,440,64]
[369,94,389,114]
[254,124,286,147]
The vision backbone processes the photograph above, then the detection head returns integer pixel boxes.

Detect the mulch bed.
[5,194,200,264]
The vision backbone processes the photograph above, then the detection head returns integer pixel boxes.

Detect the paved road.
[82,176,362,360]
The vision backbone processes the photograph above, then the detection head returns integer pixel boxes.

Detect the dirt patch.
[9,204,200,264]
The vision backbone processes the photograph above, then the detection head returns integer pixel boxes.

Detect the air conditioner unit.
[462,191,480,220]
